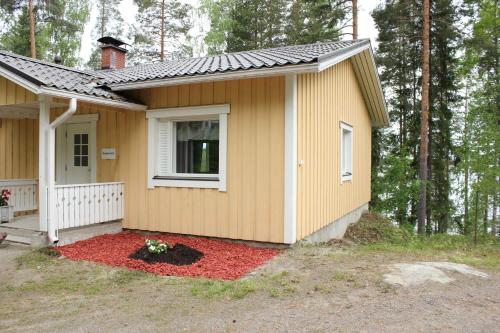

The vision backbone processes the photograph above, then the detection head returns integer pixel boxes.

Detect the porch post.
[38,96,51,232]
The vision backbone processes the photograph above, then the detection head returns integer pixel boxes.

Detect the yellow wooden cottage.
[0,37,388,245]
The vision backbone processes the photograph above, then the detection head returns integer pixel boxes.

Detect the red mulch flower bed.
[57,232,280,280]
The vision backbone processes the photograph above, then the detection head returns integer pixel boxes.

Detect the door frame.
[56,113,98,184]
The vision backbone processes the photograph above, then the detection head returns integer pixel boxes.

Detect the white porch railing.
[52,182,124,230]
[0,179,38,212]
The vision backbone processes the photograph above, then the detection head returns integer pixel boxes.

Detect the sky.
[80,0,381,62]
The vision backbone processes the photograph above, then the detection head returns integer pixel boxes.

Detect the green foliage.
[371,0,463,233]
[145,239,171,254]
[201,0,350,53]
[456,0,499,235]
[130,0,192,63]
[0,0,89,66]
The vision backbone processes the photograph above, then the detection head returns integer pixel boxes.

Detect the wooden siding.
[123,78,286,243]
[0,77,37,106]
[0,118,38,179]
[296,60,372,240]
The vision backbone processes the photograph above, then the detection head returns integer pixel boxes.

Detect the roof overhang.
[107,63,318,91]
[107,42,388,127]
[0,65,147,111]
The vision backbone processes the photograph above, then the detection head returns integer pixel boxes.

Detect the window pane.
[74,145,80,155]
[74,134,80,144]
[81,134,88,144]
[176,120,219,174]
[82,145,88,156]
[74,156,81,167]
[342,128,352,176]
[81,156,88,167]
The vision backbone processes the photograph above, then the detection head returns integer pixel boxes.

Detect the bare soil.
[129,244,204,265]
[0,242,499,333]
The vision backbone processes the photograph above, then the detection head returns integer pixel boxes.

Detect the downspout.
[46,98,77,243]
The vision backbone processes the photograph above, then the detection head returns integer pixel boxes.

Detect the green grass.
[188,270,299,299]
[15,247,61,269]
[13,267,155,296]
[348,214,500,271]
[189,279,259,299]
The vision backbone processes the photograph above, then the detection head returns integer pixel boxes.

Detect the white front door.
[66,123,92,184]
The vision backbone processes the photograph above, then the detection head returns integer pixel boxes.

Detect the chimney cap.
[97,36,129,47]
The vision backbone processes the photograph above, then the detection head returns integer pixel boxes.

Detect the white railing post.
[38,96,50,233]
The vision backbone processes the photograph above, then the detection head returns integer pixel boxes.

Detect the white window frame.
[146,104,229,191]
[340,122,353,183]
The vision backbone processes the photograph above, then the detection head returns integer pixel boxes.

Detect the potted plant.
[0,189,13,223]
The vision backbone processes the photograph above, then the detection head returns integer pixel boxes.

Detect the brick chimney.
[97,36,128,70]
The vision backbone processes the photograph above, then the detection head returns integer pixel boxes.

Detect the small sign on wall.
[101,148,116,160]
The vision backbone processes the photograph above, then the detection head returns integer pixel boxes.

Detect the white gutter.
[46,97,77,243]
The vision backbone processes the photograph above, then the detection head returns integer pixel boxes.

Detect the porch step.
[0,225,47,247]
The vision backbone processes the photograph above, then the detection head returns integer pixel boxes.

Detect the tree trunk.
[28,0,36,59]
[160,0,166,61]
[463,83,470,234]
[483,194,488,234]
[352,0,358,39]
[417,0,430,234]
[492,197,497,236]
[474,189,479,245]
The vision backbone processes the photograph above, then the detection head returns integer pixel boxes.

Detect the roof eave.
[343,46,389,128]
[107,63,319,91]
[40,87,147,111]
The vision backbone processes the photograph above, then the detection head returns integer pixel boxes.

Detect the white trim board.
[284,74,297,244]
[146,104,230,119]
[147,104,229,192]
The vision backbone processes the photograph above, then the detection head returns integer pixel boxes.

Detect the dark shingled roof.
[101,39,369,85]
[0,39,370,101]
[0,50,128,101]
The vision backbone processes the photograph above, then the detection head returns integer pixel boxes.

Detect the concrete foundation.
[57,221,122,246]
[302,203,369,243]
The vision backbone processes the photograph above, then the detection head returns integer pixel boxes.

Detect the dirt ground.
[0,242,499,333]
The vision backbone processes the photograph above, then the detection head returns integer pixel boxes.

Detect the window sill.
[149,177,224,191]
[341,175,352,183]
[154,176,219,181]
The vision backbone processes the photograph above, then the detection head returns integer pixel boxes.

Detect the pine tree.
[285,0,350,45]
[371,0,422,226]
[459,0,499,235]
[130,0,192,63]
[0,0,89,66]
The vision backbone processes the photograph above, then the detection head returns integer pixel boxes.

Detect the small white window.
[340,122,353,182]
[147,105,229,191]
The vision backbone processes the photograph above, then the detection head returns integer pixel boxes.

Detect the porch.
[0,178,125,245]
[1,95,127,245]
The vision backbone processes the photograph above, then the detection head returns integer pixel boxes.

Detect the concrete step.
[0,225,47,247]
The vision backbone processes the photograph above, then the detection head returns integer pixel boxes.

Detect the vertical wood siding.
[0,118,39,179]
[0,78,38,180]
[0,77,37,106]
[296,60,372,240]
[123,78,285,243]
